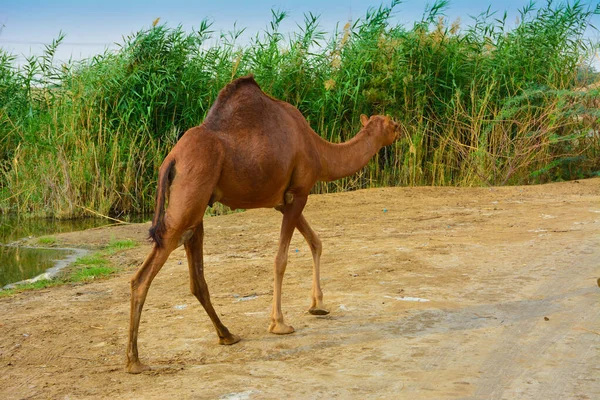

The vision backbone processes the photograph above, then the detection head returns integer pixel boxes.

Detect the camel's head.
[360,114,401,146]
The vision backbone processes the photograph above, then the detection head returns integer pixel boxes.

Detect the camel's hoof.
[268,322,295,335]
[308,306,330,315]
[125,361,151,374]
[219,333,242,345]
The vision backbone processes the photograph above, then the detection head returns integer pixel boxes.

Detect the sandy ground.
[1,179,599,399]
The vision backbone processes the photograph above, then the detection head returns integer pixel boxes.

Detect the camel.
[126,75,401,374]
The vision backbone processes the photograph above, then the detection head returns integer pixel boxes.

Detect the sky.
[0,0,599,68]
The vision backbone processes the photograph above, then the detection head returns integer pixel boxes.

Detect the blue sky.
[0,1,598,67]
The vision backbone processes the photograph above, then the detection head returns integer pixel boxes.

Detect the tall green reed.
[0,0,598,217]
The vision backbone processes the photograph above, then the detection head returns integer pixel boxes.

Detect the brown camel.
[126,75,400,373]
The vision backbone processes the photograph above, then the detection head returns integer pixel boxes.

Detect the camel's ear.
[360,114,369,127]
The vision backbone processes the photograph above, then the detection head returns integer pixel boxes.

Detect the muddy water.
[0,215,146,287]
[0,246,72,287]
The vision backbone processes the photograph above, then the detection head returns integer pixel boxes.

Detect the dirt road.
[1,179,599,399]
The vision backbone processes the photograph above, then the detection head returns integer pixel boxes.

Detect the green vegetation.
[70,264,116,282]
[105,238,138,254]
[0,279,63,297]
[38,236,57,245]
[67,239,139,281]
[1,1,599,218]
[73,252,109,267]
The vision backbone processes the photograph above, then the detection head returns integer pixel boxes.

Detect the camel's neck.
[315,128,380,182]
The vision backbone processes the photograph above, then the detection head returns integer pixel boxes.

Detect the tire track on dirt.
[471,238,600,400]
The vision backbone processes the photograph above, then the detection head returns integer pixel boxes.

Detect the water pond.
[0,215,145,287]
[0,246,74,287]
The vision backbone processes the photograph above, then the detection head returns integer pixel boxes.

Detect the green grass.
[70,265,116,282]
[38,236,58,245]
[105,238,137,254]
[73,253,109,267]
[0,1,599,217]
[68,239,138,280]
[0,279,64,297]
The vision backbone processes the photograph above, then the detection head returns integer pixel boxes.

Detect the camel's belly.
[213,177,289,210]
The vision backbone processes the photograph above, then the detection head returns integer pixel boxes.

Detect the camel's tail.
[149,159,176,248]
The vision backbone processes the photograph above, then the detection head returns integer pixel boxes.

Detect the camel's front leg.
[269,195,307,334]
[295,214,329,315]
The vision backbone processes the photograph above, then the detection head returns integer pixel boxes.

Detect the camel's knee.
[130,274,145,293]
[274,253,288,276]
[311,235,322,256]
[190,282,203,299]
[129,246,172,294]
[190,280,210,302]
[130,277,137,292]
[275,253,285,264]
[189,281,198,298]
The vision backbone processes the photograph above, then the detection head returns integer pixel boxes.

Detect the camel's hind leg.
[295,214,329,315]
[126,240,177,374]
[185,222,241,345]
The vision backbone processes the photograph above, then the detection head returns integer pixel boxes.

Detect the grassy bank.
[1,1,599,217]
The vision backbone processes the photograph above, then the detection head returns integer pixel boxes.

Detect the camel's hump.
[216,75,260,102]
[203,75,268,130]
